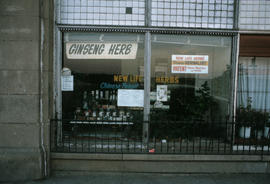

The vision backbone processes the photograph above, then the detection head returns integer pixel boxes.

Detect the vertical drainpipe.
[54,0,62,145]
[39,0,47,177]
[143,0,152,145]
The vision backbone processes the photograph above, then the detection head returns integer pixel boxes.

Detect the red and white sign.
[171,55,209,74]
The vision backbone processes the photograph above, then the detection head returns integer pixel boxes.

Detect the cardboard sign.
[172,55,209,74]
[66,42,138,59]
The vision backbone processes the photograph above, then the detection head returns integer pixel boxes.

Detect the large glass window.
[150,34,232,121]
[62,33,145,122]
[237,57,270,111]
[56,32,234,153]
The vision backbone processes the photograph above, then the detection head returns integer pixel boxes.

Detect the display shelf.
[70,121,133,125]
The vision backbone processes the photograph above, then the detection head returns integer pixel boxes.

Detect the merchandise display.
[73,89,134,122]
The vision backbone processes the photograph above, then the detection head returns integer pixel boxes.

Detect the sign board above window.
[66,42,138,59]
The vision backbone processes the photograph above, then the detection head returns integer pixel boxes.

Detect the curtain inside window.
[237,57,270,112]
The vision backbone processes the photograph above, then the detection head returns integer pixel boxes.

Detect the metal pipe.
[39,0,47,177]
[54,0,63,145]
[143,32,151,145]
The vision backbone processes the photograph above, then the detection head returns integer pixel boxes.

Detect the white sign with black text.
[61,75,74,91]
[117,89,144,107]
[66,42,138,59]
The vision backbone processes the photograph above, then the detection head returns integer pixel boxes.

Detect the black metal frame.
[58,24,238,36]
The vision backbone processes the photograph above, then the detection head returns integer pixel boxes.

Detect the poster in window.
[157,85,168,102]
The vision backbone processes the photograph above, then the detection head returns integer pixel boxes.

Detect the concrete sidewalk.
[2,173,270,184]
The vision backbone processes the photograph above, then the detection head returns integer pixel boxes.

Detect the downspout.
[39,0,47,177]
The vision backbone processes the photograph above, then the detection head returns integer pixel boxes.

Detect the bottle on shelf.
[82,91,88,110]
[100,90,103,99]
[95,90,99,100]
[105,90,109,100]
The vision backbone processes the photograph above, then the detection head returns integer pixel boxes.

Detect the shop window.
[237,57,270,111]
[62,32,145,124]
[150,34,232,121]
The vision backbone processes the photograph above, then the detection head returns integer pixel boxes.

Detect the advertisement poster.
[117,89,144,107]
[61,75,74,91]
[66,42,138,59]
[171,55,208,74]
[157,85,168,102]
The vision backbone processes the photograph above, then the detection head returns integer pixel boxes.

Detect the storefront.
[52,29,236,149]
[3,1,270,181]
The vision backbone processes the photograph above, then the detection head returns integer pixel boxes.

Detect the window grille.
[59,0,145,26]
[59,0,236,29]
[151,0,234,29]
[239,0,270,30]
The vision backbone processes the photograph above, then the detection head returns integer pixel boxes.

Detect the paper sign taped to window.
[117,89,144,107]
[61,75,74,91]
[172,55,208,74]
[157,85,168,102]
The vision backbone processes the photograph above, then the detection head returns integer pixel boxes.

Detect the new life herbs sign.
[172,55,209,74]
[66,42,138,59]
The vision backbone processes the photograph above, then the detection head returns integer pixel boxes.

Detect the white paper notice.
[172,55,208,74]
[157,85,168,102]
[61,75,74,91]
[117,89,144,107]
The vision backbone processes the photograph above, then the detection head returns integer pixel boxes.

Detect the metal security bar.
[51,118,270,155]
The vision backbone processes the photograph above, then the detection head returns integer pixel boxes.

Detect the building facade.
[0,0,270,181]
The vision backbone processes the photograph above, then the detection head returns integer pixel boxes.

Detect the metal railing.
[50,118,270,155]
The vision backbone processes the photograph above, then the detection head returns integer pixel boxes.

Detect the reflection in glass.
[150,34,232,121]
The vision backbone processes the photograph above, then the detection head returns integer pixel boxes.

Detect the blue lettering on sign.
[122,83,139,89]
[100,82,139,89]
[100,82,121,89]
